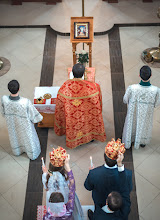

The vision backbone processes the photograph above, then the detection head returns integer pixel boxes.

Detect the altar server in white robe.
[122,66,160,149]
[1,80,43,160]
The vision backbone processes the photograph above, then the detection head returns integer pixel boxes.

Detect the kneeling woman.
[42,147,69,209]
[42,147,76,219]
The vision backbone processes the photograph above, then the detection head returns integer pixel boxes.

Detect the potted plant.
[76,50,89,66]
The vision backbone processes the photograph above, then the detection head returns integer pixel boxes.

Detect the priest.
[122,65,160,149]
[54,63,106,149]
[1,80,43,160]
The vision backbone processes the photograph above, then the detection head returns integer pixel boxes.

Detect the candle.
[41,157,45,167]
[90,156,93,168]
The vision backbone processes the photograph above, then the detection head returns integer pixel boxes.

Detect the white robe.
[42,172,69,210]
[1,95,43,160]
[122,84,160,149]
[42,172,84,220]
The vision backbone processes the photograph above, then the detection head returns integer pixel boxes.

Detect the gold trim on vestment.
[58,91,99,100]
[66,131,106,142]
[66,138,106,149]
[55,120,66,129]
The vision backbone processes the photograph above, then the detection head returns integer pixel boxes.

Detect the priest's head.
[72,63,85,78]
[8,80,20,94]
[140,65,152,81]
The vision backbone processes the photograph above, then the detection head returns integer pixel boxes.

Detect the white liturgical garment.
[122,84,160,149]
[1,95,43,160]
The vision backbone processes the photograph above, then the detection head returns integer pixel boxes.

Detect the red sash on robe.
[54,79,106,149]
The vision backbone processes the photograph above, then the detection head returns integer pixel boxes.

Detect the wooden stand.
[72,42,92,67]
[70,17,93,67]
[38,112,55,128]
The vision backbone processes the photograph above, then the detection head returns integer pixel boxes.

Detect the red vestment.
[54,79,106,149]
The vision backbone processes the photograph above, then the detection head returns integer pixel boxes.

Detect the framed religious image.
[74,22,89,39]
[70,17,93,43]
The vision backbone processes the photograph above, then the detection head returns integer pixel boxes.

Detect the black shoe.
[86,140,94,144]
[140,144,146,148]
[88,209,93,220]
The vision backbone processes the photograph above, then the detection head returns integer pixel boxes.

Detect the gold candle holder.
[0,59,3,70]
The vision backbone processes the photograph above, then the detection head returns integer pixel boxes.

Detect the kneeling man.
[88,153,131,220]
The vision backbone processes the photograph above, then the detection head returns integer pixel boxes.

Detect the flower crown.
[105,138,126,160]
[49,146,67,167]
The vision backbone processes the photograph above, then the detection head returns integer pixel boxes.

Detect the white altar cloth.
[34,87,60,113]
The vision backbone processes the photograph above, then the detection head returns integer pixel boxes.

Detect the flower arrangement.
[76,50,89,65]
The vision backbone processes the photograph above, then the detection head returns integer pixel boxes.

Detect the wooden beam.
[11,0,63,4]
[108,0,118,3]
[11,0,22,5]
[82,0,84,17]
[46,0,56,4]
[142,0,153,2]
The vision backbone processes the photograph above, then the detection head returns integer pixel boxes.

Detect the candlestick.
[90,156,93,168]
[41,157,45,167]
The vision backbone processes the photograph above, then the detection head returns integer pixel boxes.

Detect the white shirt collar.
[104,164,117,169]
[102,205,114,214]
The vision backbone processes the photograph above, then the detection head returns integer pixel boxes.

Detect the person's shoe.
[86,140,94,144]
[88,209,93,220]
[140,144,146,148]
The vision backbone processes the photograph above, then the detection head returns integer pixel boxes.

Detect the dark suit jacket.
[92,170,132,220]
[84,165,132,207]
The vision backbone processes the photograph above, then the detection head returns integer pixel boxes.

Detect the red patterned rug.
[37,205,47,220]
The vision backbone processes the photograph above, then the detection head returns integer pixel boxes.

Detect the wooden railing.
[11,0,62,5]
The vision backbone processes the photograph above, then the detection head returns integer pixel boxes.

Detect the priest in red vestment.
[54,63,106,149]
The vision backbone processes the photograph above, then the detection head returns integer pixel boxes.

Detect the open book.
[69,71,84,80]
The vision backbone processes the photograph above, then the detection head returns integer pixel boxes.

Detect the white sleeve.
[27,100,43,123]
[123,86,131,104]
[0,97,5,117]
[154,88,160,108]
[118,165,124,172]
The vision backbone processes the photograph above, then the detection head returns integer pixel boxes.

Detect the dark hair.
[104,153,117,167]
[8,80,20,94]
[72,63,85,78]
[140,66,151,81]
[49,192,64,203]
[46,162,69,189]
[107,191,123,211]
